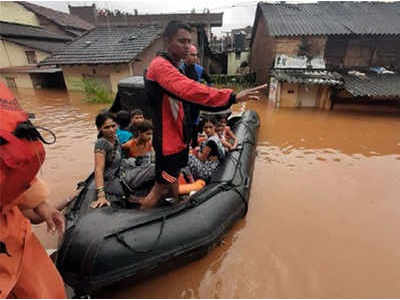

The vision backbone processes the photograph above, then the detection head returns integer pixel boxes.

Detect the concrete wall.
[250,15,275,84]
[275,36,326,57]
[279,82,299,107]
[62,64,132,93]
[318,86,332,110]
[277,82,330,108]
[0,2,40,26]
[0,72,34,89]
[0,40,49,68]
[343,39,374,68]
[326,37,400,70]
[131,38,164,76]
[372,38,400,70]
[227,51,249,75]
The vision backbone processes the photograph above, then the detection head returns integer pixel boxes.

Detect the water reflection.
[13,88,400,297]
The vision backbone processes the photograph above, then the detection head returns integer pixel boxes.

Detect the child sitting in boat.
[129,109,145,138]
[122,119,153,165]
[116,110,133,145]
[188,117,226,183]
[216,115,238,151]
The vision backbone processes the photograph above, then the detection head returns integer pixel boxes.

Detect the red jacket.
[145,55,236,156]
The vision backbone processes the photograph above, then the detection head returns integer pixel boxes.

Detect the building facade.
[250,1,400,107]
[0,21,71,89]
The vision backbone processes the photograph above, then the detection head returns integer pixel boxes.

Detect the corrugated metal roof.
[343,72,400,97]
[271,69,343,85]
[259,1,400,37]
[40,25,162,65]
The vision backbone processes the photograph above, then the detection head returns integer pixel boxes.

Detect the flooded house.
[39,25,164,93]
[0,1,94,38]
[40,12,223,93]
[250,1,400,108]
[0,21,72,89]
[0,1,94,89]
[268,55,341,108]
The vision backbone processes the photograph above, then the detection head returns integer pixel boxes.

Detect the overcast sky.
[34,0,258,36]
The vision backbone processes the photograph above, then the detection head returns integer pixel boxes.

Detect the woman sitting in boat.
[122,119,154,165]
[188,117,225,182]
[90,111,122,208]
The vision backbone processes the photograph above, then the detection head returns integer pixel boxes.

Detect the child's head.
[130,109,144,126]
[202,117,217,137]
[216,121,225,135]
[136,119,153,142]
[116,110,130,130]
[217,115,227,127]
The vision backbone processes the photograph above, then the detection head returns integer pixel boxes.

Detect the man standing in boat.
[180,44,212,148]
[141,20,266,209]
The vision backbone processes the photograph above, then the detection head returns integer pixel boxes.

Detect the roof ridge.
[0,21,72,41]
[0,20,43,29]
[17,1,94,31]
[40,25,163,66]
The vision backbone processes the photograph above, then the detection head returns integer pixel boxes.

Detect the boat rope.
[115,214,166,253]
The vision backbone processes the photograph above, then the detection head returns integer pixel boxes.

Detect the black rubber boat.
[57,110,260,295]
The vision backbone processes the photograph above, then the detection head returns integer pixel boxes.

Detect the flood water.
[14,88,400,298]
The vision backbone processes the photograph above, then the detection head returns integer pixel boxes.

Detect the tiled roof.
[95,13,223,27]
[40,25,163,65]
[18,1,94,31]
[4,37,65,53]
[0,21,72,41]
[258,1,400,37]
[271,69,342,85]
[343,72,400,97]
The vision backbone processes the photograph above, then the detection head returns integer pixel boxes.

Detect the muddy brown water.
[14,88,400,298]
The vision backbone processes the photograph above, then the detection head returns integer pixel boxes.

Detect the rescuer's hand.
[236,84,267,103]
[34,202,65,235]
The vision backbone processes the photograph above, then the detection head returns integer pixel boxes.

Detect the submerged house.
[41,12,224,93]
[0,1,94,38]
[40,25,164,93]
[0,21,72,89]
[250,1,400,108]
[269,55,341,108]
[67,7,223,73]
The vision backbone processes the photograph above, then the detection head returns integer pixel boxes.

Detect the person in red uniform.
[0,81,66,298]
[141,21,266,209]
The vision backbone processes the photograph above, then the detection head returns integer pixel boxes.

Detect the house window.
[25,51,37,64]
[5,77,16,89]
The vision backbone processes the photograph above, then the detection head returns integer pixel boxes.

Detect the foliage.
[82,78,113,104]
[210,73,256,90]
